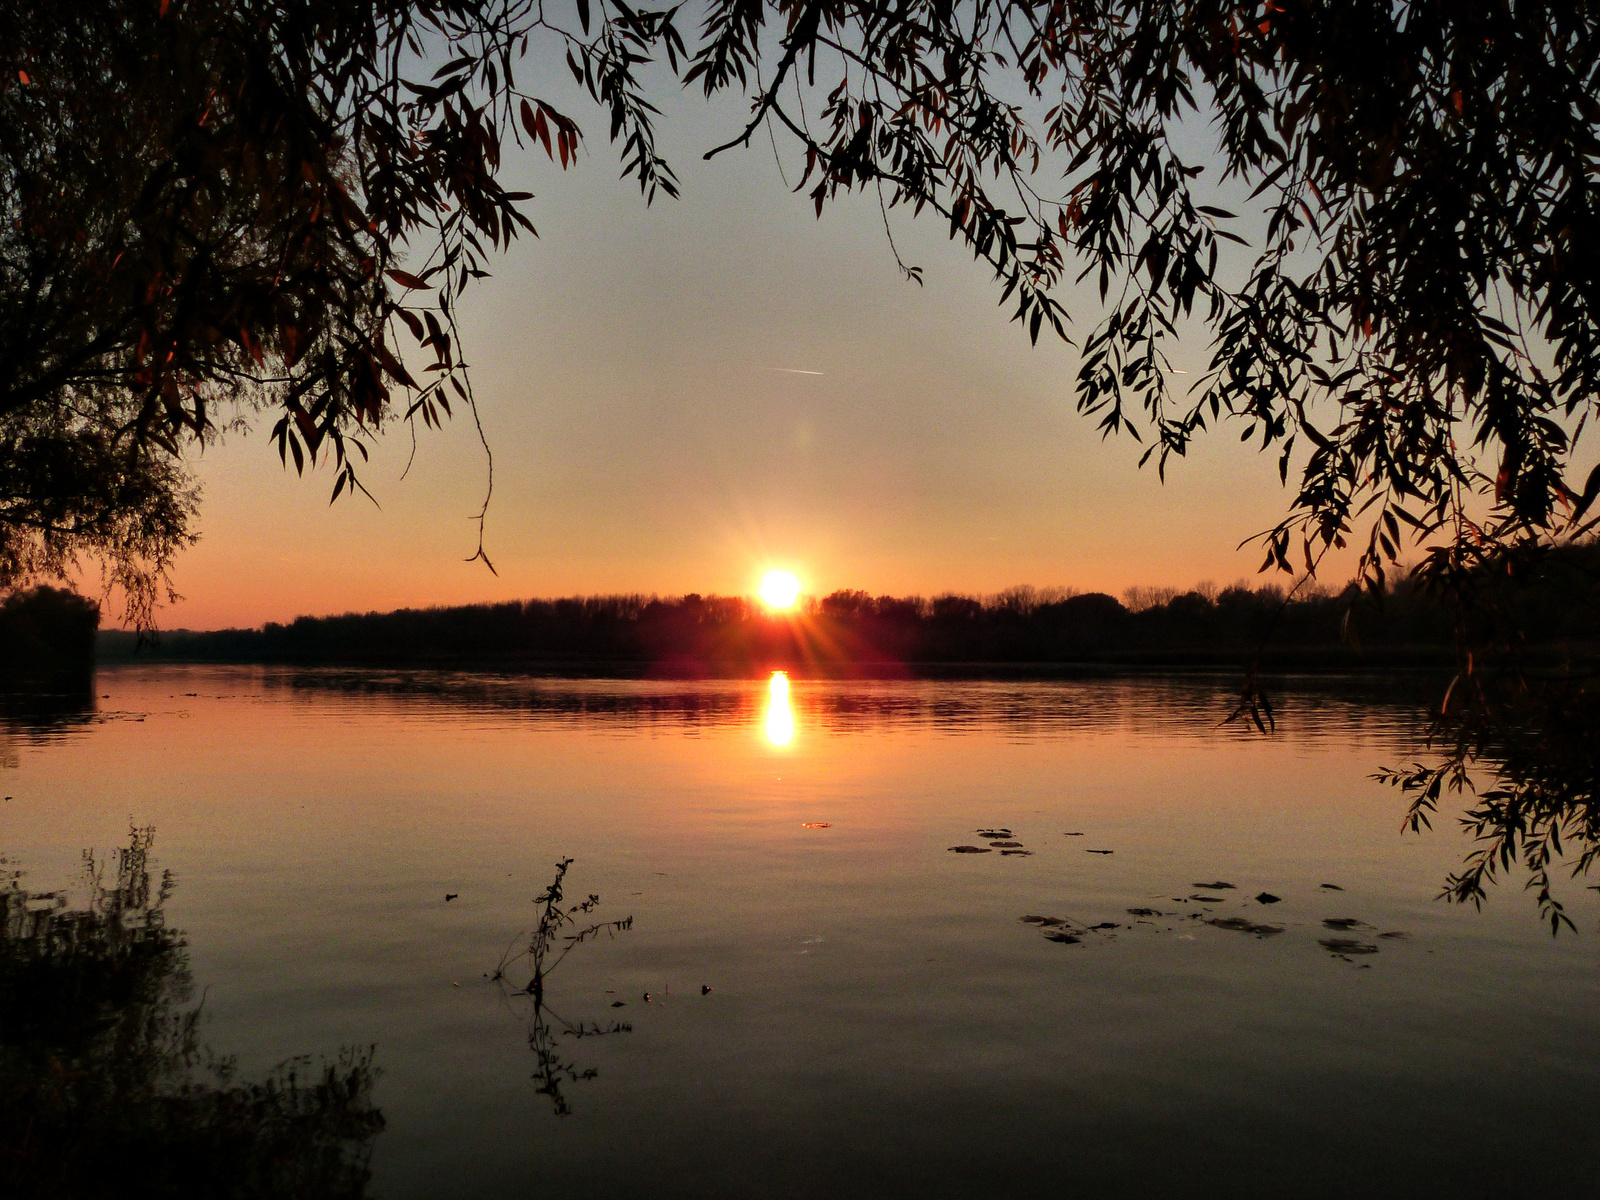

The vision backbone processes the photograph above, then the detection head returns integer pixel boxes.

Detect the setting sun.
[758,569,802,611]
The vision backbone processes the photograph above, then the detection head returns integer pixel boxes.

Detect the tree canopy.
[2,0,1598,625]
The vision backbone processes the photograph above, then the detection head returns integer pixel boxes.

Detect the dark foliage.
[1,0,678,610]
[0,404,197,625]
[0,828,385,1199]
[688,0,1600,610]
[1384,665,1600,933]
[8,0,1600,922]
[4,0,1598,624]
[109,545,1600,671]
[0,585,99,679]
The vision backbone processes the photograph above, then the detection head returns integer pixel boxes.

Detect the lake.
[3,665,1598,1198]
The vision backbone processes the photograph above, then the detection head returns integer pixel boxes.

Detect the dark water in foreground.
[3,665,1598,1198]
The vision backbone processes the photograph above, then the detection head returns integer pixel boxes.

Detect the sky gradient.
[154,78,1327,631]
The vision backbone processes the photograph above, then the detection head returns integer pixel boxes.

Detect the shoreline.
[90,645,1478,680]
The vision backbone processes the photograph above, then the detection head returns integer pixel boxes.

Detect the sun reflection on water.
[764,671,795,747]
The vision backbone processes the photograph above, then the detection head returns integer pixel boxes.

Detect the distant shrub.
[0,586,99,677]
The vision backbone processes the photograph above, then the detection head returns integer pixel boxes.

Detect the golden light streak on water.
[764,670,795,747]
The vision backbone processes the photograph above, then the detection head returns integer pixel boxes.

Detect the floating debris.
[801,822,832,828]
[445,893,459,901]
[1322,918,1367,930]
[1043,931,1081,944]
[1192,881,1236,890]
[701,984,713,994]
[1209,917,1285,937]
[1000,849,1034,856]
[1319,883,1344,891]
[1255,892,1282,904]
[1126,907,1163,917]
[1320,937,1379,955]
[1085,849,1115,855]
[948,845,993,854]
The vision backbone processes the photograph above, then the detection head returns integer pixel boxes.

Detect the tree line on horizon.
[100,547,1600,672]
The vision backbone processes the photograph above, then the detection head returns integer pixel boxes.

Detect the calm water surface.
[3,665,1598,1197]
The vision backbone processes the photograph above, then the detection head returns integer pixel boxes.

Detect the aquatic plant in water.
[0,827,385,1199]
[490,858,633,1116]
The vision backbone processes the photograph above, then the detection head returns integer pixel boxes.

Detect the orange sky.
[147,80,1332,632]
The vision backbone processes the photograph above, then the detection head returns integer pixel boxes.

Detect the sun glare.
[765,670,795,746]
[759,569,802,611]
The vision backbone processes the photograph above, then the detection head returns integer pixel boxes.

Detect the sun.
[759,569,802,611]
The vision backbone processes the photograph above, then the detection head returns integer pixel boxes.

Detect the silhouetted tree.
[1,0,677,616]
[9,0,1600,917]
[127,566,1600,670]
[4,0,1598,624]
[0,585,99,678]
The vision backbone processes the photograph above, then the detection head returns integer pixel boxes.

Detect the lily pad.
[1126,907,1162,916]
[1322,918,1366,930]
[1319,883,1344,891]
[990,841,1024,849]
[1089,922,1119,930]
[948,845,993,854]
[1192,881,1236,890]
[1189,895,1223,903]
[1085,849,1115,855]
[1062,831,1085,837]
[1000,849,1034,856]
[1255,892,1282,904]
[1320,937,1378,955]
[977,829,1013,838]
[1020,915,1069,927]
[1209,917,1284,936]
[1043,931,1081,944]
[1378,931,1409,940]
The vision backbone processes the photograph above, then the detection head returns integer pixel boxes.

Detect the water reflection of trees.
[258,666,1438,741]
[489,858,632,1117]
[1385,673,1600,933]
[0,828,384,1199]
[0,680,96,739]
